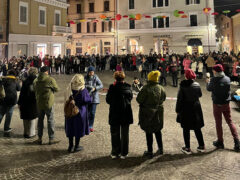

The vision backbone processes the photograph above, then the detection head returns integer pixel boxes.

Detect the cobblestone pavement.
[0,71,240,180]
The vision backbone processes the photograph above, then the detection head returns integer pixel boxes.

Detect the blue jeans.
[38,107,55,139]
[0,105,15,131]
[88,103,97,128]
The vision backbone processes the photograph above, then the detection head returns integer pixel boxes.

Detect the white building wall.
[117,0,217,54]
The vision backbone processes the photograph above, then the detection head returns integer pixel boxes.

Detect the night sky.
[214,0,240,16]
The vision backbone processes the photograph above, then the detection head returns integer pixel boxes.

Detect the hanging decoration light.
[178,11,185,14]
[100,14,107,19]
[174,10,180,17]
[181,15,188,18]
[123,15,129,18]
[203,8,212,14]
[211,12,219,16]
[135,14,142,20]
[116,14,122,20]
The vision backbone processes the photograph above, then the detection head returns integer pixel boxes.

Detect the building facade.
[215,14,233,53]
[8,0,70,58]
[232,13,240,54]
[0,0,8,59]
[117,0,217,54]
[68,0,116,55]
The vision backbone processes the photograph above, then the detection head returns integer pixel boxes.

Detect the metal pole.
[6,0,10,60]
[116,0,118,55]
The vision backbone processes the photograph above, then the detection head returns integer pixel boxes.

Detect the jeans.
[172,72,178,87]
[0,105,15,131]
[146,131,163,152]
[213,104,239,142]
[110,124,129,156]
[183,128,205,148]
[38,107,55,139]
[88,103,97,128]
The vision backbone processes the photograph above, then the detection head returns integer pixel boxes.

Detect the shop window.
[17,44,28,57]
[76,47,82,54]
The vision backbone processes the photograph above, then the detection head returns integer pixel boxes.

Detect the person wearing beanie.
[84,66,103,132]
[137,71,166,158]
[106,71,133,159]
[176,69,205,154]
[65,74,92,153]
[206,64,240,151]
[33,66,59,145]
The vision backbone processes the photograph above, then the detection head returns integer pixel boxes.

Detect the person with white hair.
[65,74,92,153]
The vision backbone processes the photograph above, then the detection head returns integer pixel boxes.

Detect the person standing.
[206,54,215,77]
[0,70,21,133]
[137,71,166,158]
[84,66,103,132]
[65,74,92,153]
[106,71,133,159]
[206,64,240,151]
[18,67,38,138]
[33,66,59,145]
[176,69,205,154]
[169,56,178,87]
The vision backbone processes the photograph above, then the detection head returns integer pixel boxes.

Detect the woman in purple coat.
[65,74,92,153]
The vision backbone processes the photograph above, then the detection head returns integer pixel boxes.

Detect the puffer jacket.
[176,80,204,130]
[136,81,166,133]
[33,72,59,110]
[0,76,21,106]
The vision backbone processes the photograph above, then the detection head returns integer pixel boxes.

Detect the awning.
[188,39,202,46]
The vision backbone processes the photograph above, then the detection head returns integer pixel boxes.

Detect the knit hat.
[185,69,196,80]
[213,64,224,72]
[148,71,161,82]
[40,66,49,73]
[88,66,95,72]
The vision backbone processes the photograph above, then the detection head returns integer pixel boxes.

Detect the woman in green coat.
[136,71,166,158]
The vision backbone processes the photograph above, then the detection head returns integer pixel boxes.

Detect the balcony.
[52,25,72,36]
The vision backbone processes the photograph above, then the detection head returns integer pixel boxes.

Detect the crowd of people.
[0,51,240,159]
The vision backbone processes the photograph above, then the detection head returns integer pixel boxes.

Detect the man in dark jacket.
[0,69,21,133]
[206,64,240,151]
[106,71,133,159]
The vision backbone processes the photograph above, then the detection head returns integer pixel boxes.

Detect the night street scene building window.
[129,0,134,9]
[109,21,112,32]
[153,0,169,7]
[93,22,97,33]
[55,11,60,26]
[190,14,198,26]
[129,19,135,29]
[39,7,46,26]
[89,3,94,13]
[186,0,200,5]
[77,4,81,14]
[104,1,110,12]
[77,23,81,33]
[153,17,170,28]
[19,2,28,24]
[102,22,105,32]
[87,22,90,33]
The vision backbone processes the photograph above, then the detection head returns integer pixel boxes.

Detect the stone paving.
[0,71,240,180]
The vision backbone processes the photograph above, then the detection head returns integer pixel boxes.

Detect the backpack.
[64,91,80,119]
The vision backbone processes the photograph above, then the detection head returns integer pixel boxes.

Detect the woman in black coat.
[106,71,133,159]
[176,69,205,154]
[18,67,38,138]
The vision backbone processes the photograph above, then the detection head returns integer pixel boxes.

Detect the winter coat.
[18,75,38,120]
[65,89,92,138]
[176,80,204,130]
[206,73,231,105]
[206,56,215,68]
[198,62,203,73]
[191,62,197,72]
[0,76,21,106]
[158,61,167,77]
[183,59,192,70]
[136,81,166,133]
[33,72,59,110]
[84,74,103,104]
[106,82,133,126]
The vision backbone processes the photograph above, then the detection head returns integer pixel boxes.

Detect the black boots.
[234,139,240,152]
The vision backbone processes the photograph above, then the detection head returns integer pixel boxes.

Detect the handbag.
[64,90,81,119]
[0,84,5,100]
